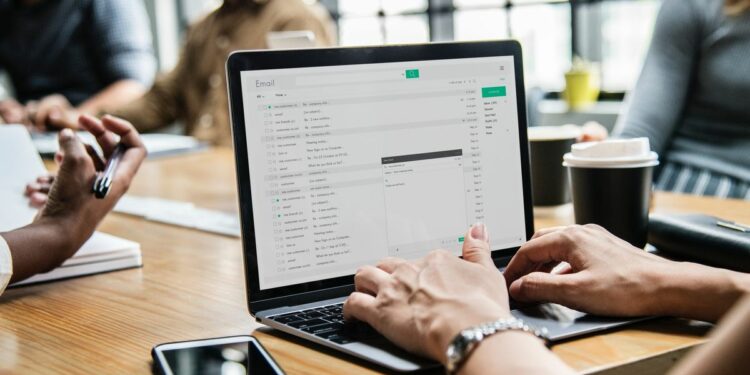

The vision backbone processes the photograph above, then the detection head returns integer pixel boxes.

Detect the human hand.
[26,94,81,131]
[25,174,56,208]
[34,114,146,260]
[343,223,512,363]
[504,224,674,317]
[578,121,608,142]
[0,98,28,125]
[25,142,106,208]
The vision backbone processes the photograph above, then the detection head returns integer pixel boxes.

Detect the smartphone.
[152,335,285,375]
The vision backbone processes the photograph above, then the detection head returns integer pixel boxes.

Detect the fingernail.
[471,222,489,242]
[59,128,73,139]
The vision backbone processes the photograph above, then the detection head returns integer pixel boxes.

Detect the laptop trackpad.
[512,303,641,341]
[345,336,438,372]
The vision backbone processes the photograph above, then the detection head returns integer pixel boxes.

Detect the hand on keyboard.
[342,223,512,363]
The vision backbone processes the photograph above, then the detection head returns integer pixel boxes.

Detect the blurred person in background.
[615,0,750,199]
[0,0,156,129]
[108,0,336,146]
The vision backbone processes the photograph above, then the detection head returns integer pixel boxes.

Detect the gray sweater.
[615,0,750,182]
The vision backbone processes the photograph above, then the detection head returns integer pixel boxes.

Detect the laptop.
[225,41,641,372]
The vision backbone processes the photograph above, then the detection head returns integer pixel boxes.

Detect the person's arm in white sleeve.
[0,235,12,296]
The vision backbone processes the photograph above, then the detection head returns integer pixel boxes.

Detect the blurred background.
[0,0,662,132]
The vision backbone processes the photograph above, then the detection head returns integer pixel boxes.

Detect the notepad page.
[0,125,47,232]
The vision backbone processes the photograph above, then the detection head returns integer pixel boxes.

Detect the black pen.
[93,144,126,199]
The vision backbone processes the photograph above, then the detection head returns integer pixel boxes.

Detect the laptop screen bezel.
[226,41,535,313]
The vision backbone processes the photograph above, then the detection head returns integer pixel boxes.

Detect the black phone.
[152,335,285,375]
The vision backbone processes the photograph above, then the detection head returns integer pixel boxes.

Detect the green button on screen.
[405,69,420,79]
[482,86,507,98]
[458,236,465,243]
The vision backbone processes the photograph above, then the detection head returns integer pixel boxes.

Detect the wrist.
[459,331,551,375]
[34,215,92,259]
[445,317,550,374]
[652,261,747,321]
[436,304,512,361]
[5,219,79,282]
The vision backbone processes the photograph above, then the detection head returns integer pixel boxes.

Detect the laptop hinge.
[251,285,355,314]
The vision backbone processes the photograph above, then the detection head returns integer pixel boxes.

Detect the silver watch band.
[445,317,550,374]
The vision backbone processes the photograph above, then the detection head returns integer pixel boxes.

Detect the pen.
[93,144,126,199]
[716,220,749,233]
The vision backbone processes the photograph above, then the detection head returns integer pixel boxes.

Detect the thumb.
[48,107,61,121]
[462,223,494,269]
[508,272,579,304]
[58,128,87,167]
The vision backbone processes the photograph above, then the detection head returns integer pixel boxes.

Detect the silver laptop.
[225,41,641,372]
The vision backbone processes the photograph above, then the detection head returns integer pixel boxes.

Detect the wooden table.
[1,148,748,374]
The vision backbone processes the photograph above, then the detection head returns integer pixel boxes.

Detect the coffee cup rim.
[563,151,659,169]
[528,126,581,141]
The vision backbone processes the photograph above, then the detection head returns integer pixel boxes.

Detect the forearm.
[1,218,87,283]
[459,332,574,375]
[77,80,147,115]
[108,75,181,133]
[653,261,750,322]
[668,294,750,375]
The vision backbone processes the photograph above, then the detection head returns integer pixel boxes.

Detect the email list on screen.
[240,56,527,290]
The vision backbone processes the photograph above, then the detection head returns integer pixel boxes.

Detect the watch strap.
[445,317,550,374]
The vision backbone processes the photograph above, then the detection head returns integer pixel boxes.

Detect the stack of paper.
[31,131,207,159]
[0,125,142,287]
[115,195,241,238]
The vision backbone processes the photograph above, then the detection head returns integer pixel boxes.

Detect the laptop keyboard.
[268,303,378,345]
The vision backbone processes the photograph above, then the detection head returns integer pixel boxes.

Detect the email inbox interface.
[241,57,527,290]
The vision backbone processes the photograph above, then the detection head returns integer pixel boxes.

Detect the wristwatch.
[445,317,550,374]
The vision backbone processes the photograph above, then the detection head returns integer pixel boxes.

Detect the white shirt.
[0,235,12,296]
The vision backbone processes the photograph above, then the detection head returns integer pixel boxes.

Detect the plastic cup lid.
[563,137,659,168]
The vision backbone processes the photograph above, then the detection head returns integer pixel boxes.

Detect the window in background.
[382,0,428,14]
[509,4,570,90]
[338,0,430,45]
[454,0,505,7]
[175,0,662,95]
[179,0,221,24]
[452,8,508,41]
[599,0,660,91]
[339,16,384,45]
[384,15,431,44]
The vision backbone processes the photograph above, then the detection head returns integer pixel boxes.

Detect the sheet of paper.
[0,125,47,231]
[31,132,205,158]
[115,195,241,237]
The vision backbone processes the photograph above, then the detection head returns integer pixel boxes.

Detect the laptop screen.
[239,56,527,290]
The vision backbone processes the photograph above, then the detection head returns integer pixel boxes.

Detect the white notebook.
[11,232,142,286]
[0,125,142,286]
